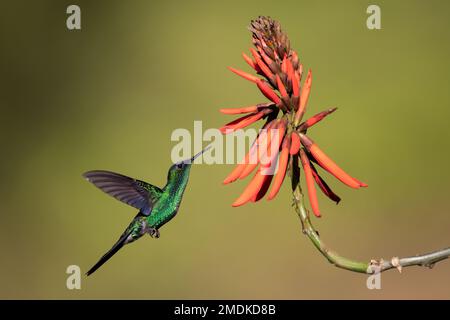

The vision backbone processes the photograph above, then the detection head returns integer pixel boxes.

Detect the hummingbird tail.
[86,232,130,276]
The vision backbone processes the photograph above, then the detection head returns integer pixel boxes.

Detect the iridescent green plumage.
[84,147,209,276]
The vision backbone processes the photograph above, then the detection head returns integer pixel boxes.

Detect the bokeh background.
[1,0,449,299]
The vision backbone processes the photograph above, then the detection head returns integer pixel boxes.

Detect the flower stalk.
[290,155,450,274]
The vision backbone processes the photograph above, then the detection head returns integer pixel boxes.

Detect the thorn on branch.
[391,257,402,273]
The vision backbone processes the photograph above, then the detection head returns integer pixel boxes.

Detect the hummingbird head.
[166,145,211,189]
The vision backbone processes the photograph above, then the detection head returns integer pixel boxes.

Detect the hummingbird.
[83,147,210,276]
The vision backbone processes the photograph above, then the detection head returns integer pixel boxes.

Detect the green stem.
[292,181,369,273]
[289,154,450,274]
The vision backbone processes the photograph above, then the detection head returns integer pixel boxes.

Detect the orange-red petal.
[267,136,290,200]
[299,134,363,189]
[289,132,301,155]
[256,80,281,105]
[220,105,258,115]
[223,144,257,184]
[223,162,246,185]
[228,66,259,83]
[294,69,312,124]
[276,74,288,98]
[258,48,274,67]
[291,69,300,96]
[291,51,299,68]
[261,120,286,170]
[250,48,274,79]
[251,174,273,202]
[300,107,337,129]
[300,149,321,217]
[220,109,272,134]
[310,161,341,204]
[242,52,257,70]
[239,159,259,179]
[239,120,276,179]
[232,168,267,207]
[281,56,288,73]
[286,59,294,79]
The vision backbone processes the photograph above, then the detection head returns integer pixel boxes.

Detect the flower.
[220,16,366,215]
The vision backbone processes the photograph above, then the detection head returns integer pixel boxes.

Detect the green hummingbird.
[83,147,210,276]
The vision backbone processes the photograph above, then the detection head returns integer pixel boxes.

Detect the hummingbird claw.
[147,227,160,239]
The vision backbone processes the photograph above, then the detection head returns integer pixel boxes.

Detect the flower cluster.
[220,16,366,216]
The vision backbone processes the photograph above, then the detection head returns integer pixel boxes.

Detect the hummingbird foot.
[147,227,160,239]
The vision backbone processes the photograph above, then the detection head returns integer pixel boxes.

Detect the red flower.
[219,16,367,215]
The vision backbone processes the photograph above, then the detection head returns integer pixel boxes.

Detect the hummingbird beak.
[187,145,212,164]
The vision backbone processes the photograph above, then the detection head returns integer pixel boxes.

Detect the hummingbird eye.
[176,162,184,169]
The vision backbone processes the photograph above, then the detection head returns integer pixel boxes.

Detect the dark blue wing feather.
[83,170,161,215]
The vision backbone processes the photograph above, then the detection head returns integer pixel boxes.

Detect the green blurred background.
[1,0,449,299]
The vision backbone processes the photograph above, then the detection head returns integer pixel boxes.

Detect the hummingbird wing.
[83,170,162,216]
